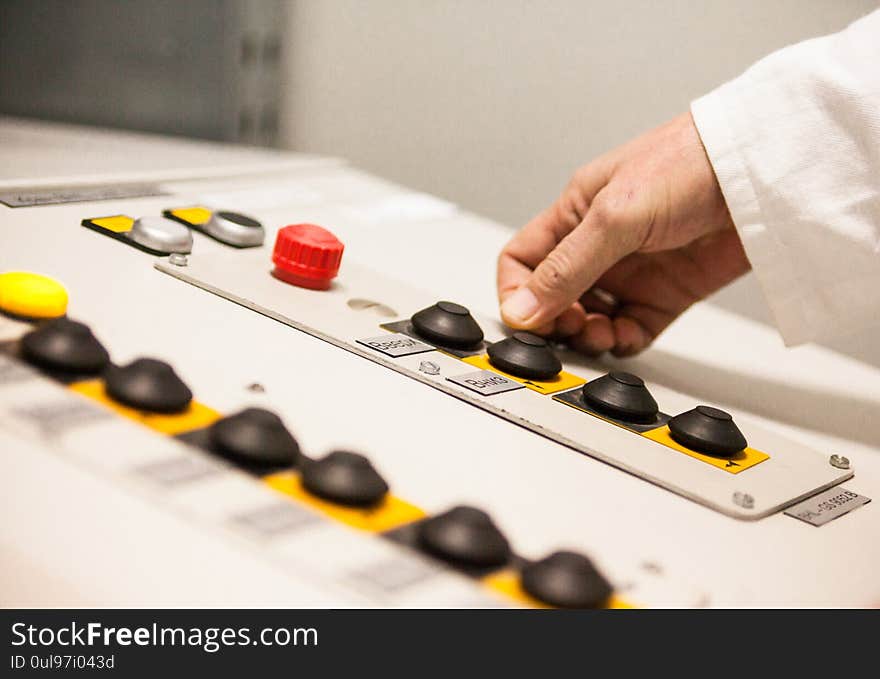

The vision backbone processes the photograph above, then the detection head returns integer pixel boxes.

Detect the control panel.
[2,118,878,607]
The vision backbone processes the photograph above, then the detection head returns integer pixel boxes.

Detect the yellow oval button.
[0,271,69,319]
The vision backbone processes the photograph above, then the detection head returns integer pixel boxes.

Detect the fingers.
[569,309,656,357]
[495,111,745,358]
[500,190,644,330]
[497,159,613,304]
[610,315,653,357]
[570,314,615,355]
[579,287,620,316]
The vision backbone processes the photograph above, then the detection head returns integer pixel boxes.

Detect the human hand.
[497,112,750,357]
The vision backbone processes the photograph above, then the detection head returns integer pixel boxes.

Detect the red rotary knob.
[271,224,344,290]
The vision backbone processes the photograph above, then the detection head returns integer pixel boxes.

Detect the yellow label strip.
[462,354,586,394]
[642,425,769,474]
[68,379,221,435]
[483,570,634,609]
[165,206,212,226]
[84,215,135,234]
[264,470,425,533]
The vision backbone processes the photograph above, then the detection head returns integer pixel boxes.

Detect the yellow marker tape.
[166,206,212,226]
[483,570,634,609]
[0,271,68,319]
[642,425,769,474]
[462,354,586,394]
[68,379,221,435]
[86,215,135,233]
[264,471,425,532]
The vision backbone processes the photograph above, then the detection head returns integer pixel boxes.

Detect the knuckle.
[498,234,525,262]
[571,164,595,188]
[587,194,621,232]
[560,177,590,225]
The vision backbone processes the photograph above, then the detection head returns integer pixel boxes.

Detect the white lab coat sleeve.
[690,9,880,346]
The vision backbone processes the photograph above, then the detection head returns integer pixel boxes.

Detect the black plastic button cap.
[209,408,300,470]
[668,405,748,457]
[103,358,193,413]
[411,301,484,349]
[417,505,511,568]
[301,451,388,507]
[581,371,659,423]
[521,551,613,609]
[487,332,562,380]
[20,318,110,375]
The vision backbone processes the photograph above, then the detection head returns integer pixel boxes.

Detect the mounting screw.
[247,382,266,393]
[733,491,754,509]
[640,561,663,575]
[168,253,188,267]
[419,361,441,376]
[829,454,850,470]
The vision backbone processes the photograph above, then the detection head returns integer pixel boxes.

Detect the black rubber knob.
[411,301,484,349]
[487,332,562,380]
[581,371,659,423]
[103,358,193,413]
[20,318,110,375]
[521,551,613,609]
[668,405,747,457]
[301,451,389,507]
[209,408,300,470]
[417,505,511,568]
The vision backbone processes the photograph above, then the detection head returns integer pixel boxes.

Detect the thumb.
[500,195,641,329]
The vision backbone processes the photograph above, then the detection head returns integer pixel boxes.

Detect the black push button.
[103,358,193,413]
[487,332,562,380]
[417,506,511,568]
[668,405,747,457]
[581,371,658,423]
[521,551,613,609]
[411,301,484,349]
[209,408,300,470]
[301,451,388,507]
[20,318,110,375]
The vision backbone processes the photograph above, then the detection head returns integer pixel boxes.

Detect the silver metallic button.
[205,211,265,247]
[128,216,193,254]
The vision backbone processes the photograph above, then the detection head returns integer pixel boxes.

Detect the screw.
[733,491,754,509]
[640,561,663,575]
[168,253,188,267]
[829,454,850,470]
[419,361,441,376]
[247,382,266,393]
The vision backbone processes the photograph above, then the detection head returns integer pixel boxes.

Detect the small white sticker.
[784,487,870,526]
[447,369,524,396]
[357,333,434,357]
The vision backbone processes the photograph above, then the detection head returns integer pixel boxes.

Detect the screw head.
[246,382,266,393]
[168,253,188,267]
[419,360,441,376]
[733,491,755,509]
[829,454,851,470]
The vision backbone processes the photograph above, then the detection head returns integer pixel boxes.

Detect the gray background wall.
[0,0,284,145]
[280,0,879,364]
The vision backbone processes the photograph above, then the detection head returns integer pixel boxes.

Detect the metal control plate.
[156,249,853,520]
